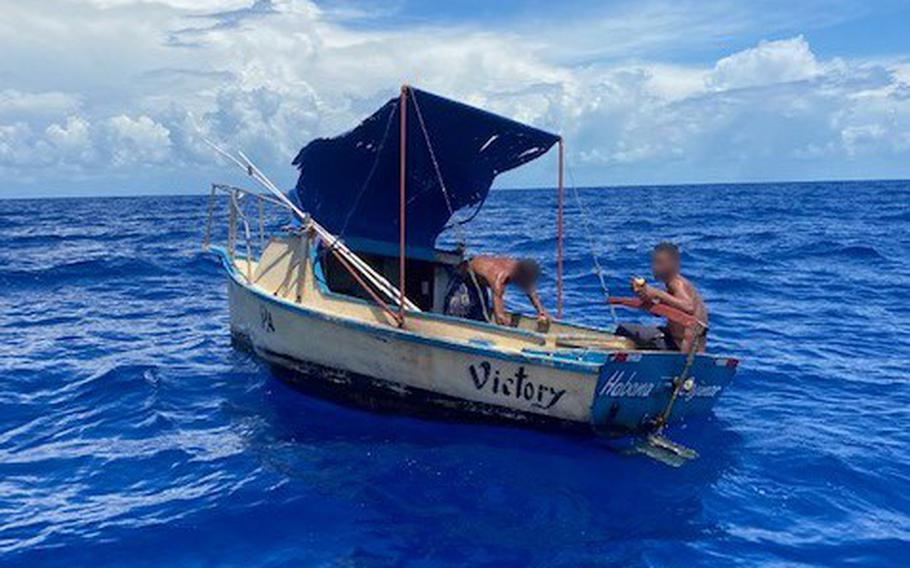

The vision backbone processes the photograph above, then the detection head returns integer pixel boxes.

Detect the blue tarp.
[291,87,560,251]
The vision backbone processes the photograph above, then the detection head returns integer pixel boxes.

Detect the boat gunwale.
[212,245,605,373]
[210,245,737,372]
[305,241,550,347]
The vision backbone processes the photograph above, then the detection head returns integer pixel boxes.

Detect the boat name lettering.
[599,370,655,398]
[683,383,723,399]
[468,362,566,410]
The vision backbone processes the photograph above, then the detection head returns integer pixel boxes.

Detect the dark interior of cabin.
[318,248,454,313]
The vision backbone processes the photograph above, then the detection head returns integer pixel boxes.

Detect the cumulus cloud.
[83,0,252,9]
[709,36,823,90]
[0,123,39,167]
[45,116,94,163]
[0,0,909,194]
[105,115,172,165]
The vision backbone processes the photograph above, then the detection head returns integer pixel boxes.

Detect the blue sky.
[1,0,909,197]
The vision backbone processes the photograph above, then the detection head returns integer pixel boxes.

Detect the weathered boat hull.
[227,276,600,426]
[218,246,737,436]
[233,331,591,432]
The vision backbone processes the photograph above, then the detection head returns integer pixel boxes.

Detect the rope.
[444,192,487,231]
[652,323,703,434]
[412,89,497,324]
[309,101,396,301]
[238,149,419,311]
[335,101,398,241]
[410,88,468,250]
[566,161,618,324]
[203,138,419,312]
[316,99,398,268]
[467,266,492,323]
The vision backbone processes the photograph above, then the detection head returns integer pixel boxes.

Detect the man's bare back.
[467,256,549,326]
[662,275,708,352]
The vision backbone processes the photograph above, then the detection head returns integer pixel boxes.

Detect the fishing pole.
[200,137,418,312]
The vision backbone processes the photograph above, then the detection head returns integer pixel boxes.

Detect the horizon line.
[1,176,908,202]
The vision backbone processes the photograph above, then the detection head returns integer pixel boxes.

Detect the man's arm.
[490,277,509,325]
[525,287,550,323]
[637,280,696,314]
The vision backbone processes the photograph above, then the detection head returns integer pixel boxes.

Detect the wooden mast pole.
[399,85,408,327]
[557,137,564,319]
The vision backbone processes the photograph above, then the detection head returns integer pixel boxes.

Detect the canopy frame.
[394,85,565,325]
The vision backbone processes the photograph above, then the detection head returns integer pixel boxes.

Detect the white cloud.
[708,36,823,90]
[0,0,909,194]
[80,0,252,9]
[0,90,81,119]
[45,116,93,162]
[106,115,172,165]
[0,123,38,166]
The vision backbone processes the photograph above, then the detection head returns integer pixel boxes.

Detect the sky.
[1,0,909,197]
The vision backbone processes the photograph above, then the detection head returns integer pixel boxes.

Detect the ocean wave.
[0,257,174,289]
[780,242,889,263]
[2,181,909,566]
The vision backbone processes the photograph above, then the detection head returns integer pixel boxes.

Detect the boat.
[202,85,739,463]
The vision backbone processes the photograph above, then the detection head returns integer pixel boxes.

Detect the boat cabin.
[318,239,464,314]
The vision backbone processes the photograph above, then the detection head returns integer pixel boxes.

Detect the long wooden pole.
[399,85,408,326]
[241,152,416,310]
[207,141,419,311]
[557,137,565,319]
[329,245,402,326]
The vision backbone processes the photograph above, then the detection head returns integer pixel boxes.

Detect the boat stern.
[590,352,738,435]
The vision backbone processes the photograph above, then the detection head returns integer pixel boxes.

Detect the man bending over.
[445,256,550,326]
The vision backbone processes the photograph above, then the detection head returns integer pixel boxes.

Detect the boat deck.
[230,235,636,363]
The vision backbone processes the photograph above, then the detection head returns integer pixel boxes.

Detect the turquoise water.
[1,181,908,566]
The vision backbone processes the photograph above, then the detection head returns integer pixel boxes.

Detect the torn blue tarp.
[291,87,560,250]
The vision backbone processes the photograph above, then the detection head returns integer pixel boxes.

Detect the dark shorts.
[615,323,679,351]
[443,274,490,322]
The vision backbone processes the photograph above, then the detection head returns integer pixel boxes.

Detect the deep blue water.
[1,180,909,566]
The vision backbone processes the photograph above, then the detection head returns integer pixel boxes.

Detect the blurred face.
[513,261,540,289]
[651,251,679,281]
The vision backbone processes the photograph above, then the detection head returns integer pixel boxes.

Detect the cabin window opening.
[317,244,441,312]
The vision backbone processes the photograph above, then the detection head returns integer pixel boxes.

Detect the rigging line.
[442,190,487,230]
[264,173,413,311]
[207,139,350,284]
[210,141,418,311]
[410,89,468,249]
[467,267,492,323]
[334,100,398,245]
[565,160,619,324]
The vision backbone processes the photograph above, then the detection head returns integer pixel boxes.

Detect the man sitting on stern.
[617,242,708,353]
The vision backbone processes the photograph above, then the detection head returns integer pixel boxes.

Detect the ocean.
[1,180,908,566]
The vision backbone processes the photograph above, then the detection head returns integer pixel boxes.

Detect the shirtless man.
[465,256,550,326]
[622,242,709,352]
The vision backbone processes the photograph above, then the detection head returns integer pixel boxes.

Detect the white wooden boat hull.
[214,238,737,435]
[227,277,600,429]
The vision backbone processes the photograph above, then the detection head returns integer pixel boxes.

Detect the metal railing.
[202,183,418,325]
[203,183,289,283]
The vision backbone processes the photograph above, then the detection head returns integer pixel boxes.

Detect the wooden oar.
[608,297,700,328]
